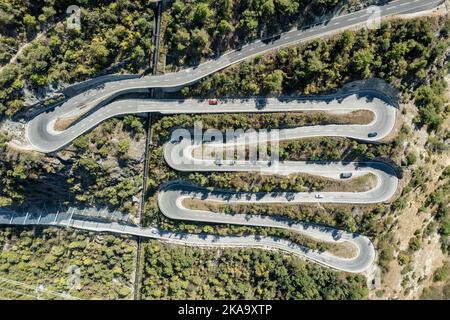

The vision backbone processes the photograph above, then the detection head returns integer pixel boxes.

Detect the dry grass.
[188,171,378,194]
[331,110,374,125]
[53,116,79,131]
[328,241,358,259]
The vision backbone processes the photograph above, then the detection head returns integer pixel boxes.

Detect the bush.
[434,263,450,282]
[409,237,421,251]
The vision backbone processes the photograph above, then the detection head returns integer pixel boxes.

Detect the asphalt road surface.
[8,0,443,273]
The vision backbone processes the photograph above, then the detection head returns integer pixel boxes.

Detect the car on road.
[301,25,312,31]
[262,34,281,44]
[340,172,353,179]
[214,159,222,166]
[208,99,219,105]
[315,194,324,199]
[368,132,378,138]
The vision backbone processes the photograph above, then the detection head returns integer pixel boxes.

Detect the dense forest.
[0,116,146,216]
[140,241,368,299]
[0,227,136,299]
[163,0,377,67]
[0,0,155,117]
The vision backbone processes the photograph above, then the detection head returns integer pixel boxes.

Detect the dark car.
[368,132,378,138]
[262,34,281,44]
[301,25,312,31]
[271,34,281,42]
[340,172,353,179]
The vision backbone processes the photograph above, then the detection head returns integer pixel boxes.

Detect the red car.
[208,99,218,105]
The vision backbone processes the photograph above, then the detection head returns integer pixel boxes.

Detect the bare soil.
[370,78,450,300]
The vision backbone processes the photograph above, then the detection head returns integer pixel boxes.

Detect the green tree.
[264,70,284,94]
[193,3,212,25]
[352,48,374,78]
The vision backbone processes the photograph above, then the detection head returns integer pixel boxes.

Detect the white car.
[315,194,324,199]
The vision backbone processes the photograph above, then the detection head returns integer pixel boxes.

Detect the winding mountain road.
[26,0,443,153]
[3,0,444,273]
[7,90,397,273]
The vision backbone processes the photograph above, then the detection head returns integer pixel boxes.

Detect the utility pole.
[133,0,164,301]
